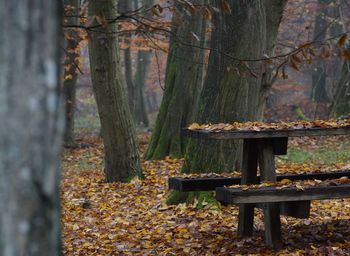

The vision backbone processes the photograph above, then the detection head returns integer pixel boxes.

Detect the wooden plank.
[216,184,350,204]
[258,140,282,247]
[182,127,350,140]
[238,139,258,237]
[168,170,350,192]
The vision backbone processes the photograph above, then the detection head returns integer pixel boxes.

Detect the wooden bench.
[169,170,350,219]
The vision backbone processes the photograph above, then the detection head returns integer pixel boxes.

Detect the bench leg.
[259,140,282,247]
[238,139,258,237]
[263,202,282,247]
[238,203,255,236]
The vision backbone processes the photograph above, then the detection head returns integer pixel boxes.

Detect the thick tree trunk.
[0,1,63,255]
[329,60,350,117]
[183,0,287,173]
[144,0,207,160]
[63,0,80,146]
[88,0,143,182]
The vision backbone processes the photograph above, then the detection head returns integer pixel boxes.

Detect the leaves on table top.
[188,119,350,132]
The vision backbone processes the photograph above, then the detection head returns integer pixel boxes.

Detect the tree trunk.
[183,0,287,173]
[133,50,151,127]
[311,0,333,104]
[0,1,63,255]
[132,0,153,127]
[329,60,350,117]
[88,0,143,182]
[144,0,207,160]
[119,0,135,110]
[63,0,80,146]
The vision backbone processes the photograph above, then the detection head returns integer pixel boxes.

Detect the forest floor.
[61,131,350,256]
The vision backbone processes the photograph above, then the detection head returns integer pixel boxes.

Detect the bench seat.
[216,184,350,204]
[168,170,350,192]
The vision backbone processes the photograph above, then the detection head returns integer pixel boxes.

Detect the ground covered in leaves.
[61,133,350,255]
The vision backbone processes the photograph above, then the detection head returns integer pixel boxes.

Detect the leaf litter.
[62,135,350,255]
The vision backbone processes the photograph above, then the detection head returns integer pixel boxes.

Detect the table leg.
[238,139,258,237]
[259,139,282,247]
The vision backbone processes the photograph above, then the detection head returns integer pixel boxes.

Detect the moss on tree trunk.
[144,0,207,160]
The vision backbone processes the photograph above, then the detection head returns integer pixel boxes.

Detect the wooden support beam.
[238,139,258,237]
[258,139,282,247]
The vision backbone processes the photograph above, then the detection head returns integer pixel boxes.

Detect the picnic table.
[169,120,350,247]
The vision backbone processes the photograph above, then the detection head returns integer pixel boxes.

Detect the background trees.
[63,0,81,146]
[0,0,63,254]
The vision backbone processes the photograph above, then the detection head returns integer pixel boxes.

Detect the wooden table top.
[182,126,350,140]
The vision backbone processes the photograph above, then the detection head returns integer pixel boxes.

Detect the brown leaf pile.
[62,136,350,255]
[188,119,350,132]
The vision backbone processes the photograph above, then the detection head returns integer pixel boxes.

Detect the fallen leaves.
[61,135,350,255]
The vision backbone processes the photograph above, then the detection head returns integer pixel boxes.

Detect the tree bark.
[88,0,143,182]
[144,0,207,160]
[329,60,350,117]
[311,0,333,103]
[183,0,287,173]
[132,0,153,127]
[0,1,63,255]
[63,0,80,146]
[119,0,135,110]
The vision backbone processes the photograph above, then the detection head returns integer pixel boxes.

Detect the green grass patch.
[166,190,218,209]
[283,141,350,164]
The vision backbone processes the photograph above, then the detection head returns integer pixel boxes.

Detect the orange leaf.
[338,34,347,47]
[222,0,232,14]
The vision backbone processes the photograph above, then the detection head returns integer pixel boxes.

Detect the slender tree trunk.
[311,0,332,104]
[329,60,350,117]
[0,1,63,255]
[132,0,153,127]
[134,49,151,127]
[119,0,135,109]
[144,0,207,159]
[183,0,287,173]
[63,0,80,146]
[88,0,142,182]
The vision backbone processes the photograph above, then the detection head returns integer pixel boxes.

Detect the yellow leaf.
[280,179,292,185]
